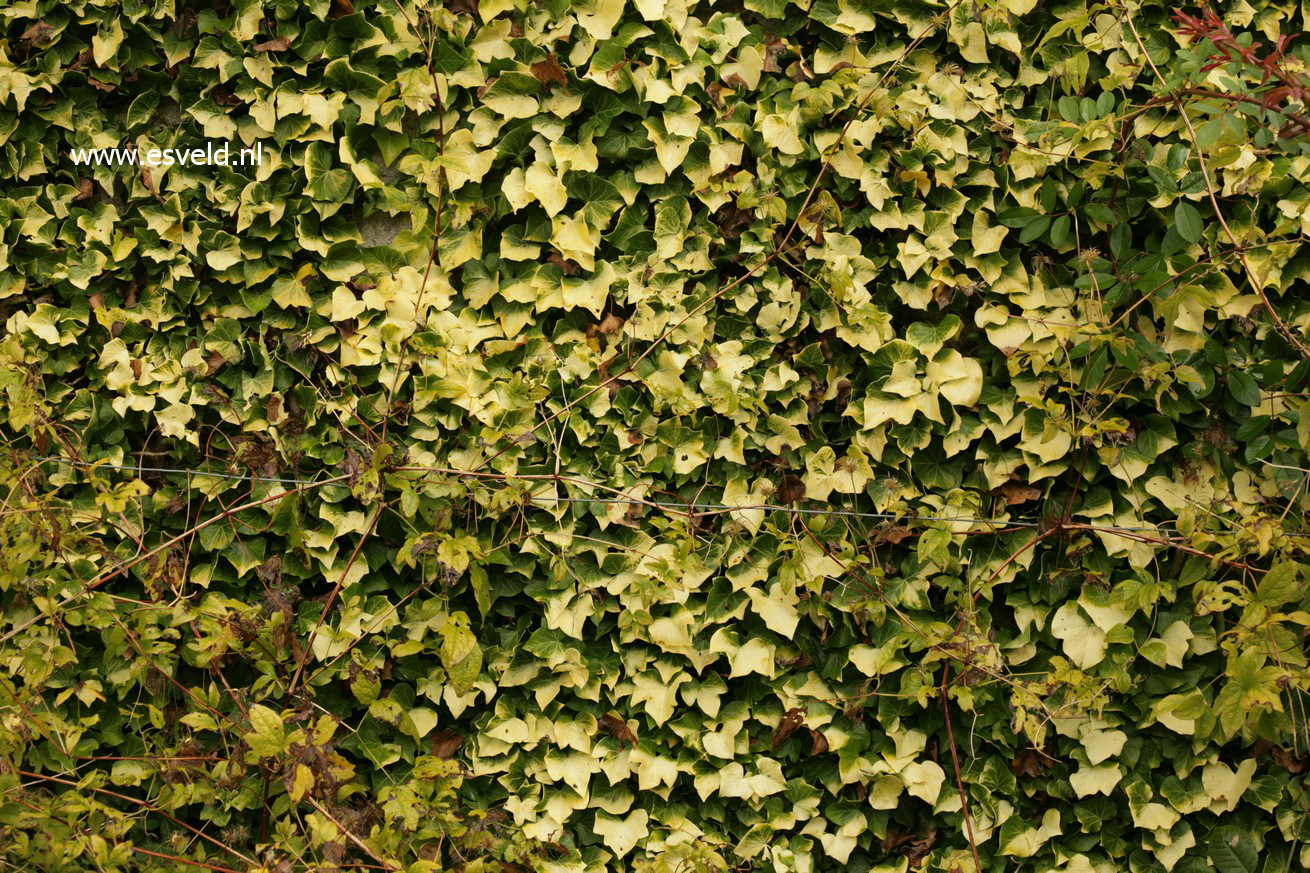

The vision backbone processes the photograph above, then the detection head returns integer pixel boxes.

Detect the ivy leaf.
[246,705,287,757]
[287,764,314,802]
[1208,827,1258,873]
[1175,202,1204,243]
[1050,603,1107,669]
[1228,371,1261,406]
[469,563,492,621]
[1255,562,1301,606]
[440,613,482,695]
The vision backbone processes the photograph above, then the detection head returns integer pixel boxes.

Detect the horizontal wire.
[546,495,1047,527]
[33,457,317,486]
[15,456,1226,534]
[27,455,1302,537]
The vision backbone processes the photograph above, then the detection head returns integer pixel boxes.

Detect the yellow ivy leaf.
[289,764,314,802]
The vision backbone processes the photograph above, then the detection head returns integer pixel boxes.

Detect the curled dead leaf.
[21,21,57,43]
[254,36,291,52]
[1001,481,1042,505]
[431,729,463,760]
[777,475,806,505]
[771,707,807,750]
[597,712,637,747]
[530,54,567,89]
[547,251,579,275]
[874,523,912,545]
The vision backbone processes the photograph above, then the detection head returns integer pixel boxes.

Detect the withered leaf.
[875,523,913,545]
[213,85,242,107]
[530,54,567,89]
[257,555,282,586]
[598,313,625,335]
[597,712,637,747]
[809,728,828,755]
[547,251,579,275]
[1001,481,1042,505]
[777,475,806,505]
[1012,747,1045,778]
[431,729,463,759]
[771,707,806,750]
[1271,745,1306,773]
[21,21,57,43]
[254,36,291,53]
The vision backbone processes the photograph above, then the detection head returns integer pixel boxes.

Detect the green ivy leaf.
[246,704,287,758]
[1175,202,1204,243]
[1255,562,1301,607]
[440,613,482,695]
[1228,370,1261,406]
[1208,827,1258,873]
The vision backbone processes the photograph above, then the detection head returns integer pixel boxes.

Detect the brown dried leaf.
[213,85,242,107]
[1001,482,1042,505]
[712,204,755,238]
[257,555,283,587]
[906,828,937,866]
[771,707,807,750]
[431,729,463,760]
[808,728,828,756]
[1271,745,1306,773]
[21,21,57,43]
[530,54,568,89]
[598,313,625,335]
[597,712,637,747]
[777,475,806,505]
[547,251,579,275]
[329,0,354,17]
[254,36,291,53]
[1012,747,1045,778]
[75,178,94,201]
[875,523,912,545]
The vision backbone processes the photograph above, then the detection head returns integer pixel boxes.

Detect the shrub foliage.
[1,0,1310,870]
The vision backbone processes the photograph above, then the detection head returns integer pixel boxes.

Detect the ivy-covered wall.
[1,0,1309,871]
